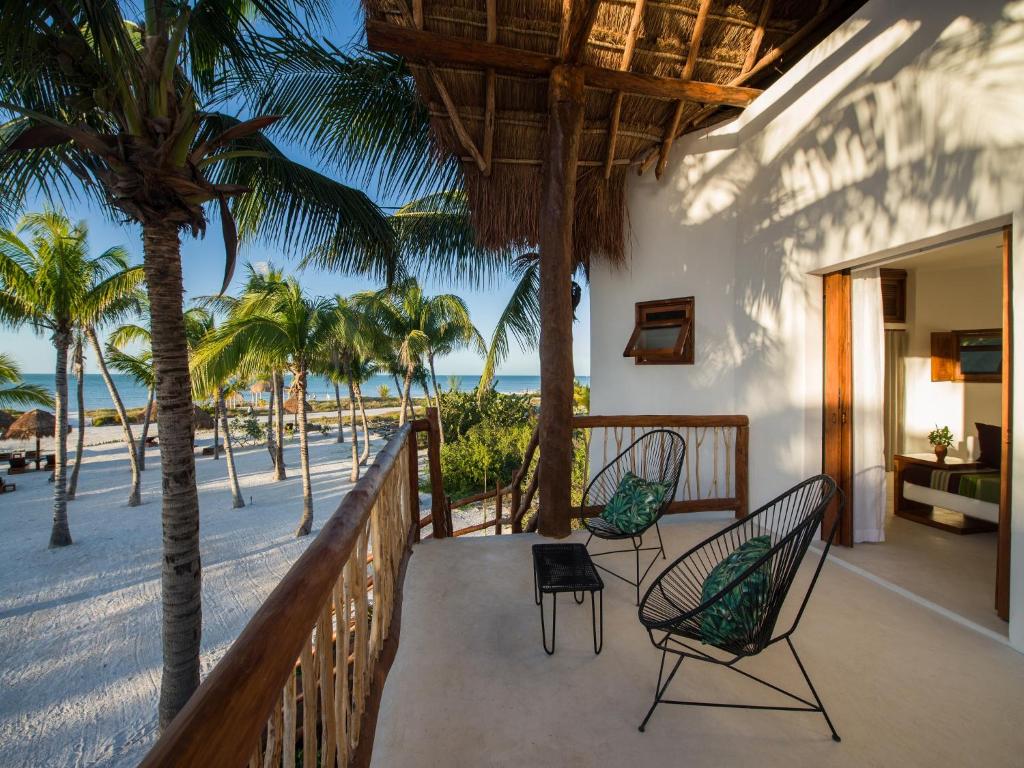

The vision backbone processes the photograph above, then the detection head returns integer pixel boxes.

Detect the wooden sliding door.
[997,226,1012,621]
[822,271,854,547]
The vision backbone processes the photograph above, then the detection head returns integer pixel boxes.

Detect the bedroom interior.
[826,229,1010,636]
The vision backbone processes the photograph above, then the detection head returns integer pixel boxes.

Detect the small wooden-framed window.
[931,328,1002,382]
[880,268,907,323]
[623,297,694,365]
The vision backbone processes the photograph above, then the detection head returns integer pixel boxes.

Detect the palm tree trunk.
[138,387,154,471]
[334,379,344,444]
[428,352,445,444]
[265,373,276,465]
[86,327,141,506]
[142,222,202,730]
[219,388,245,509]
[347,374,359,483]
[67,336,86,499]
[212,398,220,460]
[399,366,414,426]
[294,366,314,536]
[355,382,371,465]
[48,329,72,548]
[273,370,286,480]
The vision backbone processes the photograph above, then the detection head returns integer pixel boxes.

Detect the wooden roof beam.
[482,0,497,176]
[603,0,647,179]
[561,0,604,64]
[366,22,761,107]
[743,0,775,74]
[635,0,854,171]
[654,0,711,179]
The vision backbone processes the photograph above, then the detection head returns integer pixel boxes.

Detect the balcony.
[139,412,1024,767]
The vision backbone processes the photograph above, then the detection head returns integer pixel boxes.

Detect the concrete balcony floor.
[372,518,1024,767]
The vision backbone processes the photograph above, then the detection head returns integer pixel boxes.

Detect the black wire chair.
[582,429,687,605]
[636,474,842,741]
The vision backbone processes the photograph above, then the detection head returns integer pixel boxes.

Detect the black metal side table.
[532,543,604,655]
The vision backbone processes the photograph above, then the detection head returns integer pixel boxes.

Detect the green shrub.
[439,421,532,500]
[439,386,532,441]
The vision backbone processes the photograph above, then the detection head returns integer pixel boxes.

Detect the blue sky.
[2,1,590,376]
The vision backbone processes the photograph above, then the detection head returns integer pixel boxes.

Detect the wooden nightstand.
[892,453,993,533]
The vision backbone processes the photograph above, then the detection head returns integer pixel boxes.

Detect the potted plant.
[928,425,954,463]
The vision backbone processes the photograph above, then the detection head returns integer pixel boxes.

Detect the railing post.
[736,422,749,519]
[510,483,522,533]
[426,407,448,537]
[495,482,503,535]
[408,429,421,542]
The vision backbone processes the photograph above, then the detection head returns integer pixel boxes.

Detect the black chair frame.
[637,475,843,741]
[581,429,686,605]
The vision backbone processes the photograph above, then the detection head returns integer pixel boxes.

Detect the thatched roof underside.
[363,0,864,264]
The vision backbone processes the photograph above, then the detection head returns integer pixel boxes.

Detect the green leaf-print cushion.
[699,535,773,648]
[600,471,671,534]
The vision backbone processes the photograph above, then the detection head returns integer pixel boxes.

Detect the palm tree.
[193,279,336,536]
[0,353,52,409]
[105,337,155,471]
[0,211,142,541]
[349,354,379,466]
[356,278,481,430]
[187,309,245,510]
[1,2,395,725]
[66,331,87,499]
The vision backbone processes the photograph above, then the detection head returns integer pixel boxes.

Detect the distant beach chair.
[8,455,27,474]
[43,454,56,471]
[145,435,158,446]
[0,477,15,493]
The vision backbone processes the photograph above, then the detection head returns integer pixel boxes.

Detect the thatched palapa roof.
[5,409,56,440]
[364,0,865,264]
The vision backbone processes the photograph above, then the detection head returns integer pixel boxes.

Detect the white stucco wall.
[589,0,1024,649]
[904,263,1003,457]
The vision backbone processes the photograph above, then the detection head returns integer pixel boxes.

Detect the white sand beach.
[0,425,389,768]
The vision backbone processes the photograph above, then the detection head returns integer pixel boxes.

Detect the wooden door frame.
[822,227,1012,620]
[822,270,854,547]
[997,225,1012,621]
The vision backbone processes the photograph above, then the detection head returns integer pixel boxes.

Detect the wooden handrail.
[139,418,438,767]
[571,414,749,428]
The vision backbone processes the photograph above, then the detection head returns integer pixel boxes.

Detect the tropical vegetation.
[0,211,142,536]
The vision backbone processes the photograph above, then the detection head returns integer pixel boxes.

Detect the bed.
[894,454,1000,533]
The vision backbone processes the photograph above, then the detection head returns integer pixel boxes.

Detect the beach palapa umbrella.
[192,405,215,431]
[5,408,56,460]
[282,395,311,415]
[0,410,15,438]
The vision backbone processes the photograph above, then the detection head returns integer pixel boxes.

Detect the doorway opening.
[822,227,1012,634]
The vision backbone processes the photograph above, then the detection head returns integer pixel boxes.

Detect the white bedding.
[902,482,1000,525]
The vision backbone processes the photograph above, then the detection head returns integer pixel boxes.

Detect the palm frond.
[253,43,456,199]
[480,259,540,391]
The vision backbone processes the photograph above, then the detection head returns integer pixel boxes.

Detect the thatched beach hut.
[5,409,55,462]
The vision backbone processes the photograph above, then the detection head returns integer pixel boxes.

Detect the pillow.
[699,535,773,649]
[599,471,671,534]
[975,422,1002,468]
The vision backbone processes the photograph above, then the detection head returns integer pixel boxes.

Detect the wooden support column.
[425,407,447,537]
[537,65,584,539]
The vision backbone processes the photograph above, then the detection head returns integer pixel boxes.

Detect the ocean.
[19,373,590,415]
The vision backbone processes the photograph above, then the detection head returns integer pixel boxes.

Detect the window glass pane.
[639,326,680,351]
[960,350,1001,374]
[958,333,1001,374]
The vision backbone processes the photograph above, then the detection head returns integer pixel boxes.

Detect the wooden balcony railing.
[139,411,443,768]
[510,414,749,531]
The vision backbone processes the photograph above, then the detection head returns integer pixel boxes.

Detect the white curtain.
[883,330,907,471]
[852,268,887,543]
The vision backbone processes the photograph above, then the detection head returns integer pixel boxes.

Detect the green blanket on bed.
[957,473,1001,504]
